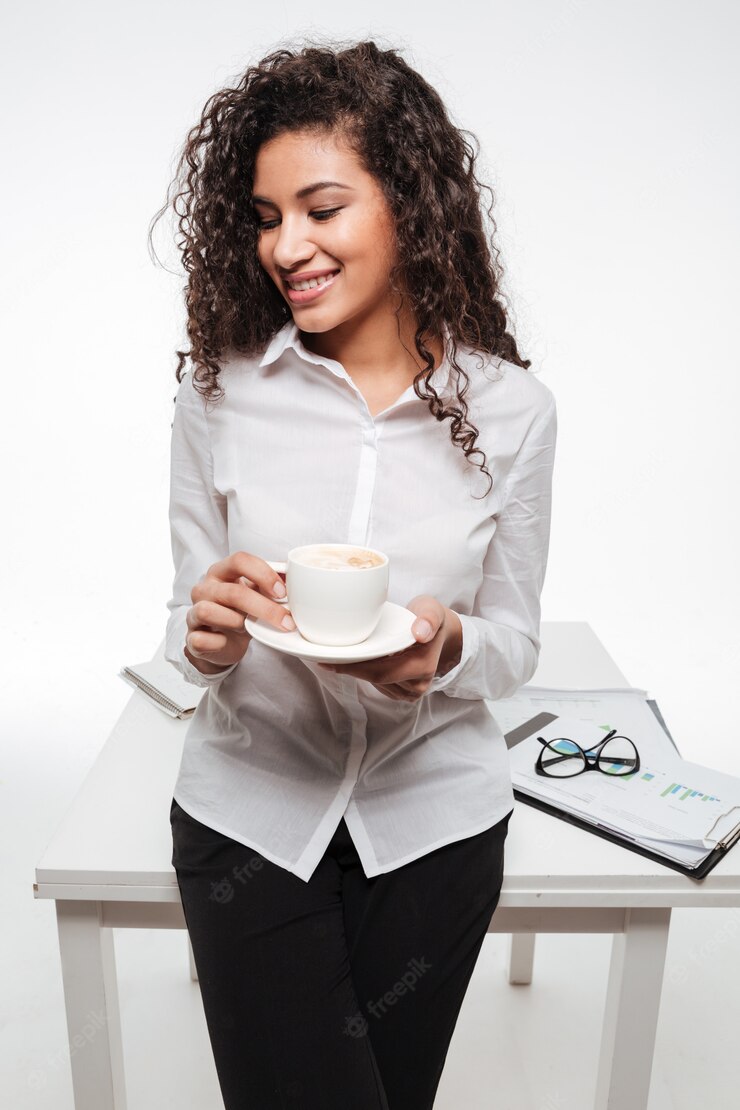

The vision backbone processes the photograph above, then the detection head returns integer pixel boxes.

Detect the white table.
[34,622,740,1109]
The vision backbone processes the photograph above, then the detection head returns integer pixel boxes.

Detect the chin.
[291,312,343,334]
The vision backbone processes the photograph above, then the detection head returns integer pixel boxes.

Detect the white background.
[2,2,739,1107]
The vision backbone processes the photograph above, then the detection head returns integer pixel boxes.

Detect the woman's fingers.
[196,556,294,633]
[224,580,295,630]
[207,552,288,603]
[189,598,245,633]
[185,552,297,671]
[185,628,232,657]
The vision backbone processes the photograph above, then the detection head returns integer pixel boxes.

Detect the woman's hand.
[318,596,462,702]
[184,552,296,675]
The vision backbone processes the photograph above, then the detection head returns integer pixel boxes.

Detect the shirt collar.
[258,320,300,369]
[258,320,454,397]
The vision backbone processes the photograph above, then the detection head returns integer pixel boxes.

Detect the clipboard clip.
[702,804,740,848]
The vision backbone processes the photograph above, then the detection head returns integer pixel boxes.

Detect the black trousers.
[170,797,512,1109]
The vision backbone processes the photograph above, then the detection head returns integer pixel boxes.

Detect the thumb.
[407,596,444,643]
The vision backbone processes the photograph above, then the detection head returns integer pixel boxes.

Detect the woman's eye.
[256,208,341,230]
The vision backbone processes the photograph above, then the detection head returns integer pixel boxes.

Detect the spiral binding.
[119,669,195,718]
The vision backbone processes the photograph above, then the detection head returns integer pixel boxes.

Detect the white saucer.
[244,601,418,663]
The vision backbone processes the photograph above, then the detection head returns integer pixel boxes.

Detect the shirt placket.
[347,405,381,547]
[341,400,384,770]
[291,347,395,805]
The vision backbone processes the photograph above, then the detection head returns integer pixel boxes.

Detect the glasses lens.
[597,736,638,775]
[540,739,586,777]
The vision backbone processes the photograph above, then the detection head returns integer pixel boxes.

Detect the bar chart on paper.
[508,712,740,867]
[622,769,720,803]
[660,782,720,802]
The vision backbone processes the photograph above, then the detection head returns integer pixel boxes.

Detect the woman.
[153,38,557,1109]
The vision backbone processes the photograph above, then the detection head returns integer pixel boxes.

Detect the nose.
[270,214,315,271]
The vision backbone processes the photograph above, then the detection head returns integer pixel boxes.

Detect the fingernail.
[415,619,433,641]
[281,614,296,631]
[273,580,287,597]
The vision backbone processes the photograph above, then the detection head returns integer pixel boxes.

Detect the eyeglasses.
[535,729,640,779]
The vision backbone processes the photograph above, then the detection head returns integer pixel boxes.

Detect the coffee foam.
[295,546,384,571]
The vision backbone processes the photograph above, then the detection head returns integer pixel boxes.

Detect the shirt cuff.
[427,613,480,695]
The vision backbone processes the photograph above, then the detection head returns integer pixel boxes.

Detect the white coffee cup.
[278,543,389,646]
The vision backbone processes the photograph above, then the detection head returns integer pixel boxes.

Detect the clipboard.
[504,699,740,881]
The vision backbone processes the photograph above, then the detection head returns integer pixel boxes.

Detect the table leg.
[594,907,671,1110]
[55,900,127,1110]
[507,934,536,984]
[188,936,199,982]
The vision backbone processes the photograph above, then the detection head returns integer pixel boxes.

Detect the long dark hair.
[149,37,533,497]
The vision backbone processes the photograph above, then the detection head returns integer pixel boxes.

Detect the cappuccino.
[294,545,385,571]
[286,542,389,644]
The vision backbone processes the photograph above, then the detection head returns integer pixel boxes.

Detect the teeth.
[287,272,337,291]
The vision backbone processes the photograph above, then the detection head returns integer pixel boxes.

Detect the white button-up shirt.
[165,321,557,881]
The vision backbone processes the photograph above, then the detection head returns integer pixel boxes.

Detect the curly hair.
[149,37,533,497]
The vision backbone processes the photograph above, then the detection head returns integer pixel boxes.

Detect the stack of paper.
[491,687,740,872]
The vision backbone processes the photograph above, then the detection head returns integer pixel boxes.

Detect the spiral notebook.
[119,658,205,719]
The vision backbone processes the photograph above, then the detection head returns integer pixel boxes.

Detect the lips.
[283,268,339,285]
[284,270,340,305]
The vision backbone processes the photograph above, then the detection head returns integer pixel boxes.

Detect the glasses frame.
[535,728,640,779]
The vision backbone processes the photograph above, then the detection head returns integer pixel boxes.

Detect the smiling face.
[251,129,401,339]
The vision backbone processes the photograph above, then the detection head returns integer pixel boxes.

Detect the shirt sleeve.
[164,372,240,688]
[428,392,558,701]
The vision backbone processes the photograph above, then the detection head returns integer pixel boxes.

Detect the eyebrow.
[251,181,355,206]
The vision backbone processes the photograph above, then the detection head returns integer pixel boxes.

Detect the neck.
[299,304,444,382]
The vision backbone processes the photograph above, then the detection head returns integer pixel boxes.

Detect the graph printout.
[505,707,740,859]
